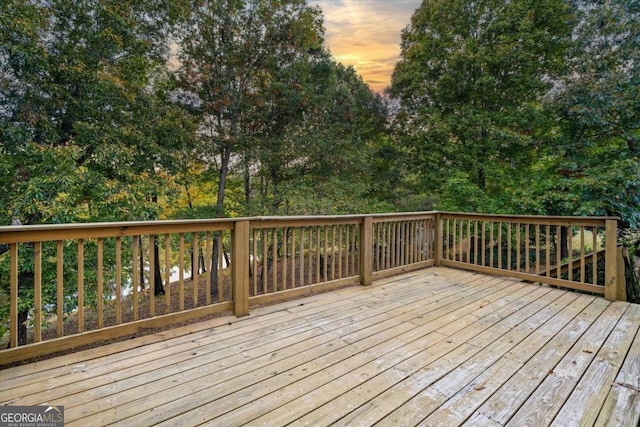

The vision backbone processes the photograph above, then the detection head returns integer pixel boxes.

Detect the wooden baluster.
[535,224,540,275]
[480,221,484,266]
[34,241,42,342]
[556,226,562,279]
[179,233,185,311]
[97,238,103,329]
[78,239,84,332]
[192,233,198,308]
[166,234,172,312]
[507,223,512,271]
[149,235,155,316]
[57,240,65,335]
[252,228,258,295]
[9,243,18,347]
[272,229,278,290]
[568,227,573,282]
[283,227,288,290]
[115,237,121,325]
[580,227,585,284]
[133,236,139,320]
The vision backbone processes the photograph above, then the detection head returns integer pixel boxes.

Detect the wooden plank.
[463,413,502,427]
[67,274,472,424]
[525,223,529,273]
[535,224,540,274]
[580,227,585,283]
[550,303,639,426]
[466,297,610,425]
[0,301,233,368]
[616,246,627,302]
[360,216,373,286]
[252,228,258,294]
[0,219,235,244]
[262,228,268,292]
[504,301,630,426]
[211,278,538,427]
[249,277,360,307]
[290,286,561,427]
[303,285,560,426]
[421,295,598,426]
[1,267,636,427]
[593,228,598,285]
[76,311,426,425]
[374,292,588,426]
[439,212,610,227]
[595,325,640,426]
[2,300,351,398]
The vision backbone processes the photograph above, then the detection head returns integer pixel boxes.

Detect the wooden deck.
[1,267,639,426]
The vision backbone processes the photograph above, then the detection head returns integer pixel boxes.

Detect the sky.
[308,0,422,93]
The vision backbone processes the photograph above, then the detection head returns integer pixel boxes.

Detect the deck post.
[435,212,443,266]
[360,216,373,286]
[232,220,250,316]
[604,219,618,301]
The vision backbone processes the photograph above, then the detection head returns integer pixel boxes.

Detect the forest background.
[2,0,638,228]
[1,0,639,339]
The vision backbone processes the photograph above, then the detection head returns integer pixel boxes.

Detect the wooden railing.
[438,212,623,301]
[0,211,622,364]
[0,213,435,363]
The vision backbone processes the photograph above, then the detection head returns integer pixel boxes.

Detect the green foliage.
[176,1,388,218]
[535,0,640,227]
[389,0,571,213]
[0,0,192,225]
[176,0,328,216]
[0,0,192,338]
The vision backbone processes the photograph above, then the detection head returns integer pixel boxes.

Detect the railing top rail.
[0,218,242,244]
[0,211,618,244]
[0,212,440,238]
[254,211,437,221]
[440,211,619,224]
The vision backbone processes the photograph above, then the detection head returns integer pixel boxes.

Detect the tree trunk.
[153,237,164,296]
[244,149,251,210]
[18,308,29,346]
[210,231,220,298]
[560,226,569,260]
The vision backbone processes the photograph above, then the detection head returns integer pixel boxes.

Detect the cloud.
[309,0,421,93]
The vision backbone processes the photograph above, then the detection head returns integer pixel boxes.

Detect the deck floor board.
[1,267,638,427]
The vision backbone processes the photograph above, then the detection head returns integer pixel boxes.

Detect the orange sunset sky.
[308,0,422,93]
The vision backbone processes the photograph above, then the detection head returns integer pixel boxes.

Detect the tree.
[249,59,388,215]
[177,0,326,217]
[389,0,571,212]
[0,0,190,342]
[536,0,640,228]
